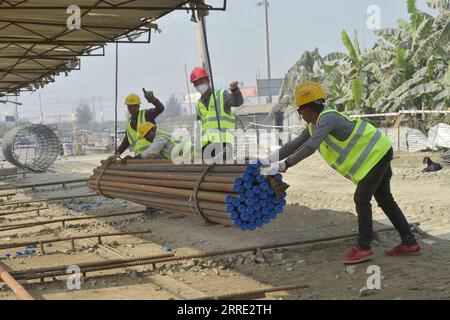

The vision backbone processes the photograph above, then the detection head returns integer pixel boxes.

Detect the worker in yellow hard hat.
[136,122,193,162]
[107,88,165,160]
[266,81,419,264]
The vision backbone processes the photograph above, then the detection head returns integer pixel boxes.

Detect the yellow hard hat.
[125,93,141,106]
[137,121,156,138]
[295,81,326,108]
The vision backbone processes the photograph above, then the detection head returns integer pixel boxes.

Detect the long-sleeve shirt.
[196,88,244,121]
[117,98,165,154]
[271,111,356,168]
[141,134,172,159]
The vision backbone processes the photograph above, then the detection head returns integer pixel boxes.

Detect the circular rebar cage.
[1,124,59,172]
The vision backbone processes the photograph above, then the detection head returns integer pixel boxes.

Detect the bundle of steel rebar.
[89,159,288,231]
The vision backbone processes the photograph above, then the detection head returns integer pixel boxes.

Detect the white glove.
[260,161,287,176]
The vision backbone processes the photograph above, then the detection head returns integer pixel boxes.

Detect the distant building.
[234,103,276,129]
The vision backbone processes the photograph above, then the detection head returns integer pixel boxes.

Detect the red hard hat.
[190,67,209,83]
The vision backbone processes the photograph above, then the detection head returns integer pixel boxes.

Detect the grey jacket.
[196,88,244,121]
[272,111,356,167]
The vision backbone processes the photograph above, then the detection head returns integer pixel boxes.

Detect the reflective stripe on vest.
[126,110,152,156]
[308,108,392,184]
[197,89,235,146]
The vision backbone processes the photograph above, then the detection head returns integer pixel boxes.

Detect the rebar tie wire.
[95,153,120,199]
[189,162,216,224]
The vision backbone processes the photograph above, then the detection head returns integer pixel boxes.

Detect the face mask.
[195,84,209,94]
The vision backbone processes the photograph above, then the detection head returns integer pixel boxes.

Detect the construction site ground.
[1,151,450,300]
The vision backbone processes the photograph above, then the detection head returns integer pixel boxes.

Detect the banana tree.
[274,48,325,113]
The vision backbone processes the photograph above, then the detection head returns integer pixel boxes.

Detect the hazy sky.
[1,0,435,122]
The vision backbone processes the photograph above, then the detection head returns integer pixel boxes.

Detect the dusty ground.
[0,151,449,300]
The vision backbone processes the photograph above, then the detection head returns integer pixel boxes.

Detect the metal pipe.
[0,210,145,232]
[90,179,230,203]
[105,164,245,174]
[0,207,49,217]
[0,178,88,191]
[92,168,235,184]
[0,192,16,198]
[0,264,34,300]
[88,186,228,211]
[12,253,175,277]
[11,223,419,281]
[0,230,152,251]
[194,284,309,300]
[89,175,233,193]
[0,194,97,207]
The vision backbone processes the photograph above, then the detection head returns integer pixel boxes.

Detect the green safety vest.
[308,108,392,184]
[126,110,152,157]
[197,89,235,147]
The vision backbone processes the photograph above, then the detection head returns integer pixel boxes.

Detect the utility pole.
[258,0,272,103]
[196,16,210,74]
[38,93,44,124]
[184,64,193,115]
[14,94,18,127]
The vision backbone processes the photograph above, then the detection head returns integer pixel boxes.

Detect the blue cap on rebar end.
[225,195,235,203]
[238,194,246,202]
[269,212,277,219]
[237,205,246,214]
[229,212,238,220]
[260,199,268,207]
[233,177,243,185]
[240,213,249,221]
[252,186,261,194]
[163,247,173,252]
[254,211,263,219]
[232,199,241,207]
[260,182,270,190]
[232,185,241,193]
[3,252,10,257]
[243,181,253,190]
[245,190,254,198]
[248,223,257,230]
[15,252,23,256]
[233,219,242,226]
[242,173,252,181]
[263,216,271,223]
[226,204,235,212]
[248,214,256,222]
[245,198,255,206]
[274,173,283,180]
[245,207,254,215]
[275,205,284,213]
[256,175,266,183]
[244,166,254,175]
[240,223,248,231]
[259,191,268,199]
[262,208,270,216]
[255,219,264,227]
[254,203,261,211]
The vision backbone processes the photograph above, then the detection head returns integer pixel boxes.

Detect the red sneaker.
[343,247,374,264]
[385,242,421,256]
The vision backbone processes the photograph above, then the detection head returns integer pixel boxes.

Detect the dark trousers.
[354,148,416,249]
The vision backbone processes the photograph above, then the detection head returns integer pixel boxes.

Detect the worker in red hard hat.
[190,67,244,162]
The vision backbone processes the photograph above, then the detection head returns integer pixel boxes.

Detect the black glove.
[142,88,156,103]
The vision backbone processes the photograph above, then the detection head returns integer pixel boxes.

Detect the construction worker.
[190,67,243,161]
[268,81,420,264]
[108,89,165,160]
[136,121,192,162]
